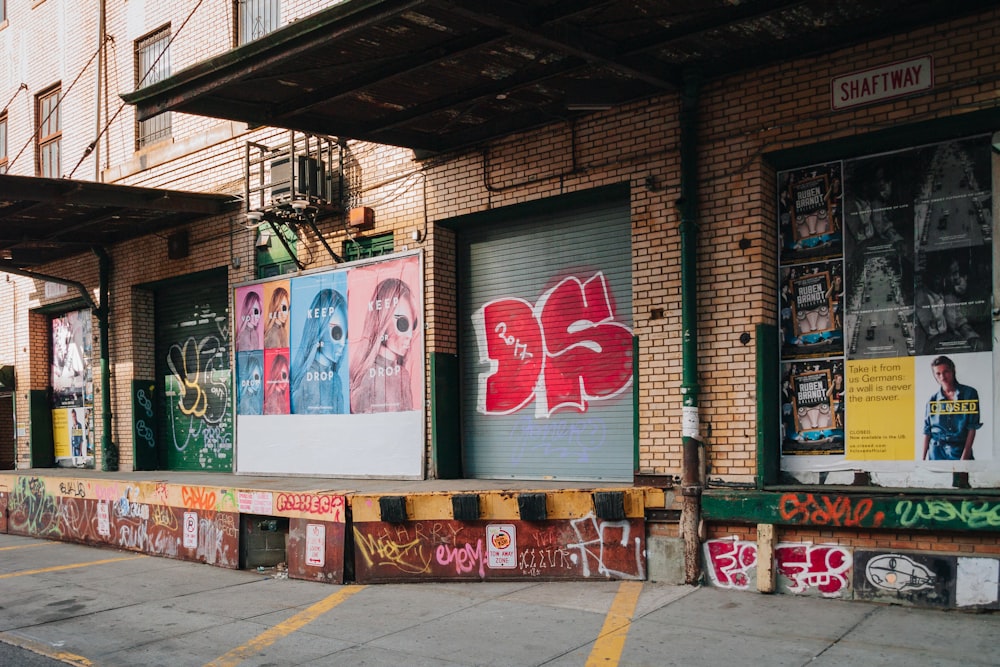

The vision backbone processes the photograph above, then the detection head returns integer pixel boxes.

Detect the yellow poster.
[845,357,915,460]
[52,408,71,458]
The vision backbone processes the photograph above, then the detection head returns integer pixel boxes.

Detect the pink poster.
[263,348,290,415]
[234,285,264,351]
[347,256,422,413]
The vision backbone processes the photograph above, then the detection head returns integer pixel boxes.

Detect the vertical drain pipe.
[677,70,703,585]
[95,247,118,471]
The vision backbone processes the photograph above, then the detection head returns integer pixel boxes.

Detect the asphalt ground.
[1,533,999,667]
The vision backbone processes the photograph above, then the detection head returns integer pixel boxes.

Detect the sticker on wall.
[97,501,110,538]
[487,524,517,569]
[306,524,326,567]
[238,491,274,514]
[183,512,199,549]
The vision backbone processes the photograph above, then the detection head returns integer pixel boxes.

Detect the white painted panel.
[236,411,423,478]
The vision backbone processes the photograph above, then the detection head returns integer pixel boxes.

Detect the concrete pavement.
[1,533,998,666]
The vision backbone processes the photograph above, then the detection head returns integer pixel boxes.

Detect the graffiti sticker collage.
[51,308,94,465]
[778,135,995,473]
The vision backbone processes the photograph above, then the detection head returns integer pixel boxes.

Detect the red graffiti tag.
[775,544,851,596]
[779,493,884,528]
[475,272,633,417]
[275,493,345,520]
[704,539,757,589]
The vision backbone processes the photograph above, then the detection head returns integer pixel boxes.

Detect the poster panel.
[51,309,94,466]
[780,260,844,359]
[262,280,291,350]
[781,359,844,455]
[289,272,349,414]
[262,348,290,415]
[234,285,264,352]
[234,252,425,477]
[779,162,843,263]
[236,351,264,415]
[779,137,995,479]
[347,255,423,414]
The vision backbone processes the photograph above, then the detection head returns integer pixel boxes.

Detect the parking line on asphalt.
[205,585,366,667]
[585,581,643,667]
[0,632,94,666]
[0,542,54,551]
[0,554,145,579]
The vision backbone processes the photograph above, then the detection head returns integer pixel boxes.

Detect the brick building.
[0,1,998,607]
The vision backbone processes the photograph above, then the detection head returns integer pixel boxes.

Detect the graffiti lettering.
[779,493,885,528]
[59,482,86,498]
[167,337,226,421]
[182,486,217,511]
[354,530,432,574]
[896,499,1000,529]
[91,484,121,502]
[215,513,239,538]
[509,414,605,465]
[566,513,644,579]
[150,504,179,531]
[435,540,485,578]
[9,477,61,537]
[518,547,573,576]
[475,272,633,417]
[776,543,852,597]
[275,493,344,520]
[704,539,757,590]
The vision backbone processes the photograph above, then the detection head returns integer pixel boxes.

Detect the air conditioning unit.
[270,155,327,204]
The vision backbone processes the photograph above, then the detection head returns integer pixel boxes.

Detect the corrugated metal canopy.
[0,174,240,269]
[122,0,994,154]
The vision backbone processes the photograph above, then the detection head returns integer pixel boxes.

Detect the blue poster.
[236,350,264,415]
[289,272,349,414]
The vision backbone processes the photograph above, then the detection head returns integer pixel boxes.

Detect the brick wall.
[0,2,997,498]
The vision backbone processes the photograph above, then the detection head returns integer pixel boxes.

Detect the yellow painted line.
[205,585,366,667]
[0,631,94,666]
[585,581,643,667]
[0,555,145,579]
[0,542,55,551]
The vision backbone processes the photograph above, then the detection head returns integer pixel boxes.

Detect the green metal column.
[677,70,703,585]
[95,248,118,471]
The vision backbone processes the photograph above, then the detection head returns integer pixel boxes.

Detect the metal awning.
[122,0,994,155]
[0,174,241,269]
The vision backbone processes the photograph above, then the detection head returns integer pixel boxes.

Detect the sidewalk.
[1,533,997,666]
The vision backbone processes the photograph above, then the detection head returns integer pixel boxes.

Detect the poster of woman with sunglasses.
[235,286,264,351]
[348,256,422,413]
[289,272,349,414]
[263,282,291,349]
[262,349,290,415]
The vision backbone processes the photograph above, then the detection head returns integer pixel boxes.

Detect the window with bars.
[237,0,279,45]
[0,113,7,174]
[343,233,395,262]
[135,27,172,149]
[35,86,60,178]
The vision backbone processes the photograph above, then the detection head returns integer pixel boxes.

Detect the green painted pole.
[678,70,702,585]
[95,247,118,471]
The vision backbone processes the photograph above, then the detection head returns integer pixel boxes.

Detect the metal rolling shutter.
[459,191,633,481]
[154,272,233,471]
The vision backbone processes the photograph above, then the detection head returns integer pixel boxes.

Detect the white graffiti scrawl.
[567,513,644,579]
